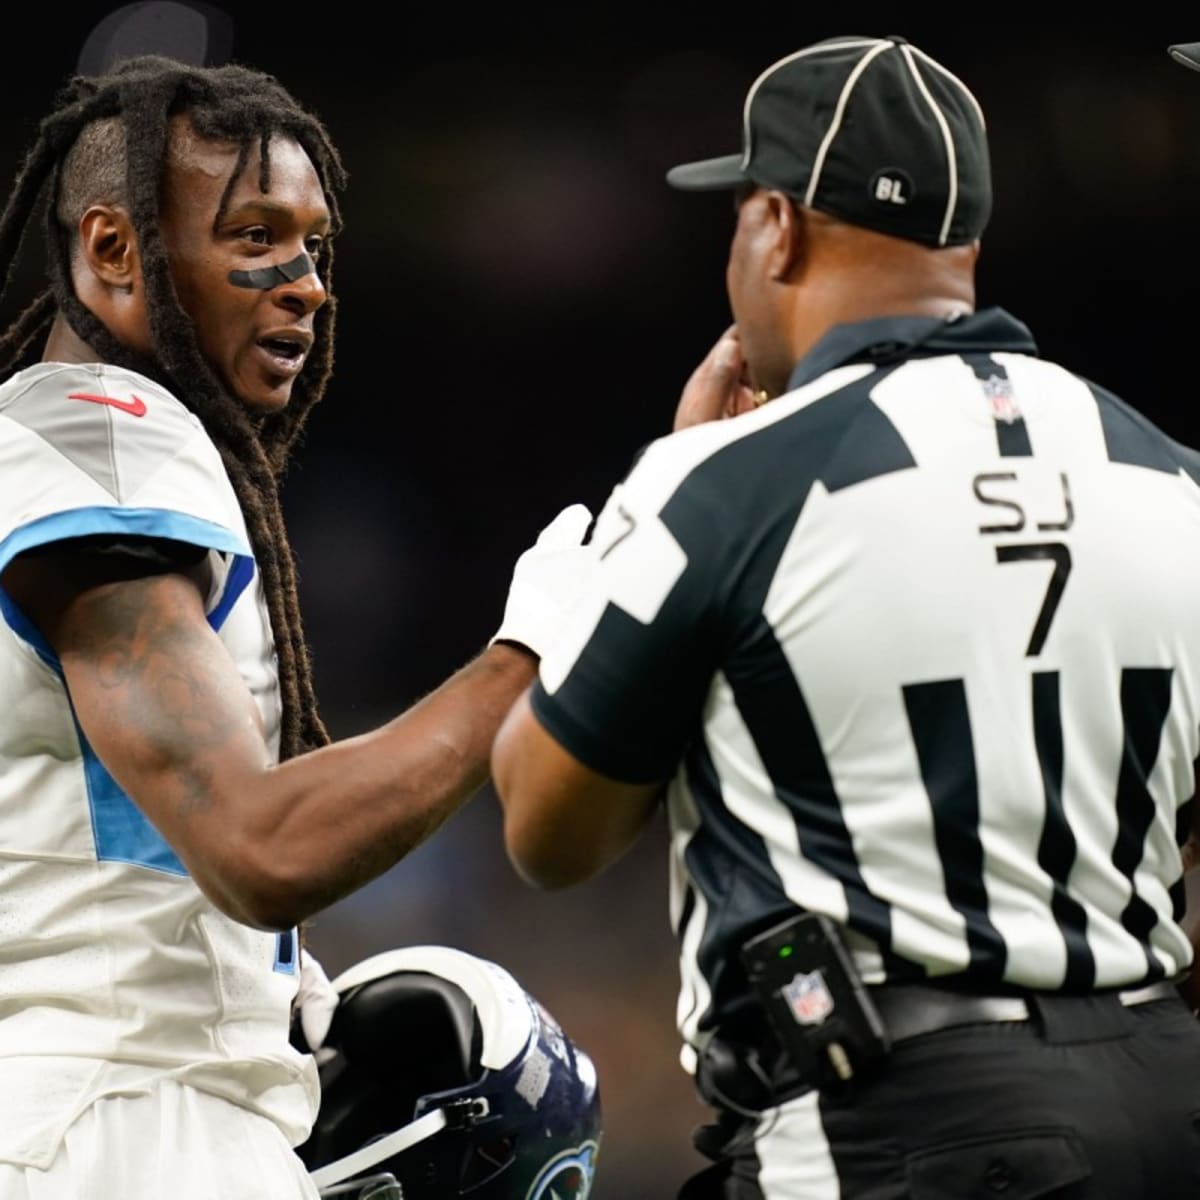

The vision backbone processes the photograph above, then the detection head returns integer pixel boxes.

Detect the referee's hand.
[674,325,765,432]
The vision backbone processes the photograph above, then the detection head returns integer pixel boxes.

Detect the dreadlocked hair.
[0,55,350,761]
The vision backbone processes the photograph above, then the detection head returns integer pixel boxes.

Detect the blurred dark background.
[6,7,1200,1196]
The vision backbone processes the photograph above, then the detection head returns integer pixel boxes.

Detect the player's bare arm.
[491,690,660,889]
[5,552,536,931]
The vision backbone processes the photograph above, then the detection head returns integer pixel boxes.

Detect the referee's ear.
[763,190,807,283]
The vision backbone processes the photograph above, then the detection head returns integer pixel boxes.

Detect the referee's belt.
[869,977,1182,1044]
[698,979,1187,1112]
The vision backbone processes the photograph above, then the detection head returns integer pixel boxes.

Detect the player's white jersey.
[533,309,1200,1064]
[0,362,316,1168]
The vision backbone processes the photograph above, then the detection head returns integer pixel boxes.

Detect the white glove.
[490,503,595,659]
[296,948,339,1061]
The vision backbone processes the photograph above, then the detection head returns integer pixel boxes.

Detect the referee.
[492,33,1200,1200]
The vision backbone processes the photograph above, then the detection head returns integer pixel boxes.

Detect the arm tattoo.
[64,575,251,816]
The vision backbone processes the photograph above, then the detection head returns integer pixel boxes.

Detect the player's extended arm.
[491,690,661,889]
[3,506,591,931]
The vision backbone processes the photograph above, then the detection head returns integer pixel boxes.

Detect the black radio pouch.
[740,912,892,1091]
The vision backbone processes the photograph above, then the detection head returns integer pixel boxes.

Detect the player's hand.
[491,503,596,660]
[673,325,766,432]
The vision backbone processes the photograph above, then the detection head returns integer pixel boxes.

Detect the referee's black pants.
[679,993,1200,1199]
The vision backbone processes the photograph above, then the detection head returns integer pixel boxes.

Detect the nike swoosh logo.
[67,391,148,417]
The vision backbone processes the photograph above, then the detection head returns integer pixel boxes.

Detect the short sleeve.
[531,436,728,783]
[0,362,254,637]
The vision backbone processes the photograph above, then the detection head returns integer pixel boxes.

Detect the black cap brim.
[665,153,748,191]
[1169,43,1200,72]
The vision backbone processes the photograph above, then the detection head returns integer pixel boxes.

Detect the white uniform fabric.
[0,1078,320,1200]
[0,362,318,1170]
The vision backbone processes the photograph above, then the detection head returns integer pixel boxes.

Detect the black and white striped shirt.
[532,308,1200,1067]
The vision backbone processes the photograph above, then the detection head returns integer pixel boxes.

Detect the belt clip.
[1028,993,1134,1045]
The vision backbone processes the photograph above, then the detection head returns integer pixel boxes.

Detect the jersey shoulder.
[0,362,250,565]
[0,361,210,503]
[626,362,881,518]
[1076,372,1200,481]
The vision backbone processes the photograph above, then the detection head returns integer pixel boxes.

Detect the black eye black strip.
[228,251,315,290]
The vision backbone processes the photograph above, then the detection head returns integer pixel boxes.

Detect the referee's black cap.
[1168,42,1200,72]
[666,35,991,249]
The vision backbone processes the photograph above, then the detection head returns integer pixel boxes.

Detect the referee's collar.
[787,307,1038,391]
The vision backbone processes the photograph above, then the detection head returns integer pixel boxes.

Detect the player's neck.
[42,312,102,365]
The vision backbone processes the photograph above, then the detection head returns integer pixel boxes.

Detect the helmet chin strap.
[310,1108,449,1190]
[311,1097,493,1193]
[314,1175,402,1199]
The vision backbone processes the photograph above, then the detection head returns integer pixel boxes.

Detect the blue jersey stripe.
[274,929,298,974]
[0,506,256,662]
[74,714,187,876]
[0,506,251,569]
[208,552,255,632]
[0,587,58,670]
[0,507,258,876]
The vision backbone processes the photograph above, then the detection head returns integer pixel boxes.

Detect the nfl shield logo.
[982,373,1021,424]
[782,969,835,1026]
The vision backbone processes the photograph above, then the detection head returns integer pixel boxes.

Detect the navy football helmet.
[296,946,602,1199]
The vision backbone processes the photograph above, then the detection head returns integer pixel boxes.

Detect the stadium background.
[3,9,1199,1194]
